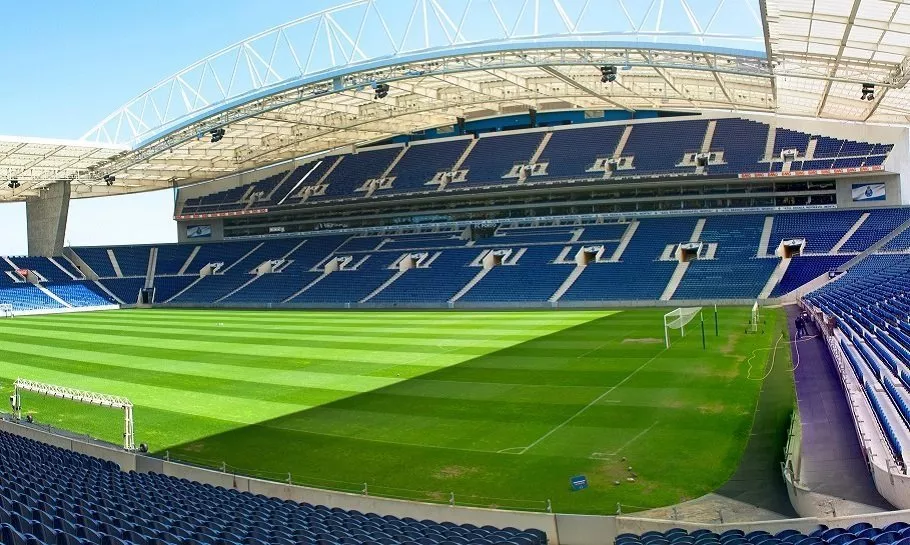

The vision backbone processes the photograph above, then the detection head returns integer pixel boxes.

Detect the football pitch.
[0,307,789,514]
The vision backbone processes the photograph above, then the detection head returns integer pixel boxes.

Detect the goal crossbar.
[12,378,135,450]
[663,307,702,348]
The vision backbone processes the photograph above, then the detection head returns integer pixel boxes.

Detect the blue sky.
[0,1,338,255]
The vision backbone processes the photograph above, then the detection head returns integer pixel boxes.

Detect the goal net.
[664,307,702,348]
[0,304,12,318]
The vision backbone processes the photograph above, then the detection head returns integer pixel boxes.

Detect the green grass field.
[0,307,787,514]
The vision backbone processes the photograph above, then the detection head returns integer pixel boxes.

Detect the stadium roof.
[1,0,909,202]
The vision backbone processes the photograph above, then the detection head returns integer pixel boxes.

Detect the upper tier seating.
[0,429,546,545]
[180,117,895,216]
[388,139,471,193]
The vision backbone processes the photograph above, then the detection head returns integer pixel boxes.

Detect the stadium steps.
[451,137,478,171]
[449,268,490,303]
[359,269,407,303]
[763,125,777,160]
[382,146,408,178]
[609,221,639,261]
[164,275,204,303]
[700,120,717,152]
[759,258,791,299]
[529,132,552,163]
[804,137,818,160]
[660,219,704,300]
[265,167,298,203]
[613,125,633,157]
[145,248,157,289]
[92,280,124,304]
[62,248,98,280]
[34,284,72,308]
[837,217,910,274]
[282,272,330,303]
[107,249,124,278]
[220,242,264,274]
[831,213,871,254]
[215,275,262,303]
[660,261,690,301]
[318,156,344,185]
[178,246,200,275]
[757,216,774,257]
[49,257,79,280]
[690,218,707,242]
[549,264,585,302]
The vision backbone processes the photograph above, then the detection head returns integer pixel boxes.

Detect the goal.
[664,307,702,348]
[0,304,12,318]
[748,301,761,333]
[12,378,135,450]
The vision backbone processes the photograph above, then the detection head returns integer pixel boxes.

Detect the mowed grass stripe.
[0,339,613,407]
[0,359,304,424]
[0,324,475,364]
[33,309,611,328]
[3,320,547,351]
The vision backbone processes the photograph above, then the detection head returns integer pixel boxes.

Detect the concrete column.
[26,181,70,257]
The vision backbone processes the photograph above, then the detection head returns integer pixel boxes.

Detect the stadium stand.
[673,215,776,300]
[772,255,851,297]
[614,524,910,545]
[179,117,894,216]
[0,429,546,545]
[8,208,910,312]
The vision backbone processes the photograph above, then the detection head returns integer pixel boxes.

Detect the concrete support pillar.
[26,181,70,257]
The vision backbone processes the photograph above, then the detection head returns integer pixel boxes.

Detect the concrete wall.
[26,180,70,256]
[835,174,902,208]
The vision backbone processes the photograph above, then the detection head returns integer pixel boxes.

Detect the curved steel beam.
[82,0,765,146]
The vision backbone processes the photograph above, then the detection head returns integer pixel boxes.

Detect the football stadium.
[2,0,910,544]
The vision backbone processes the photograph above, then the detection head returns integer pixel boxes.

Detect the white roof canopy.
[1,0,908,202]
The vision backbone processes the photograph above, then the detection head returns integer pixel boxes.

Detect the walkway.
[787,305,891,515]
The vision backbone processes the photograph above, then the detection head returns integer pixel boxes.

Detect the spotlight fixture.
[600,65,617,83]
[210,128,226,143]
[103,175,116,186]
[8,179,20,189]
[373,83,390,99]
[861,83,875,101]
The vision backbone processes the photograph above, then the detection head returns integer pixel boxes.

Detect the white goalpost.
[11,378,135,450]
[749,301,761,333]
[664,307,703,348]
[0,304,13,318]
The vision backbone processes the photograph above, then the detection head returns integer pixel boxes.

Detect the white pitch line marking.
[589,420,660,459]
[510,348,668,455]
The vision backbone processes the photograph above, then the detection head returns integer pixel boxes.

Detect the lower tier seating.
[0,430,546,545]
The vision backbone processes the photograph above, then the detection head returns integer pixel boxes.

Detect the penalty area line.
[509,348,668,455]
